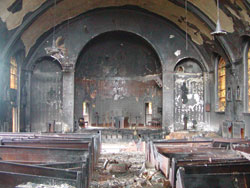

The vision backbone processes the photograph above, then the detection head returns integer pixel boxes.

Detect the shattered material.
[165,130,221,140]
[90,144,168,188]
[16,183,75,188]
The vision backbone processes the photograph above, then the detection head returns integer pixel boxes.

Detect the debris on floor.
[165,130,220,140]
[90,146,170,188]
[16,183,76,188]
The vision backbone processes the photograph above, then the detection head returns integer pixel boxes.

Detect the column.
[62,70,75,132]
[162,68,174,130]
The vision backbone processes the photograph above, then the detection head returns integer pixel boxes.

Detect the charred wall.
[25,8,209,132]
[75,31,162,127]
[30,58,62,132]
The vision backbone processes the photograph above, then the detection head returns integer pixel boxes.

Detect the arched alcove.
[75,31,162,129]
[174,58,204,131]
[30,57,62,132]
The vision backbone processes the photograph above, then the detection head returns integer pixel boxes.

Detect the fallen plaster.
[91,143,169,188]
[16,183,75,188]
[168,121,219,133]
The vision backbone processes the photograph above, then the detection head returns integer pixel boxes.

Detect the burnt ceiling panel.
[0,0,249,61]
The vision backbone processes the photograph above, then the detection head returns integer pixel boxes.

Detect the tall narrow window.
[145,102,153,126]
[10,57,17,90]
[10,57,18,132]
[82,102,89,126]
[248,48,250,111]
[218,58,226,111]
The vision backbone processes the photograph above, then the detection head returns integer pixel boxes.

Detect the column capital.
[61,61,75,72]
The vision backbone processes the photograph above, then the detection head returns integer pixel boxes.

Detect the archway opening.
[30,57,62,132]
[174,58,204,131]
[75,31,162,130]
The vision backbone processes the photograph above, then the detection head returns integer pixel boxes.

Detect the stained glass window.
[10,57,17,90]
[10,56,18,132]
[218,58,226,111]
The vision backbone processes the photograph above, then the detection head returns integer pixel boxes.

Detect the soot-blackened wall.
[30,58,62,132]
[75,31,162,127]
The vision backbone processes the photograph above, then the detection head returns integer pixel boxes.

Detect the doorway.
[82,102,90,126]
[145,102,153,126]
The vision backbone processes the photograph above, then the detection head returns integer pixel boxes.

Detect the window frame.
[10,56,18,90]
[215,56,226,113]
[243,41,250,113]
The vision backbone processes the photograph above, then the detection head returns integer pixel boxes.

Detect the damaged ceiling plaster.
[0,0,248,56]
[0,0,46,30]
[20,0,213,56]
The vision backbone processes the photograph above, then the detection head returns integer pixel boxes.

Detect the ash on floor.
[90,144,170,188]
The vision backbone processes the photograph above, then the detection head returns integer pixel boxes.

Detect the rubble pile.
[90,151,170,188]
[16,183,75,188]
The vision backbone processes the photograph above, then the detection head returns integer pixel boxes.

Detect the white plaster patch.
[193,93,200,103]
[187,94,192,100]
[195,122,219,132]
[164,85,170,90]
[174,50,181,57]
[168,124,175,132]
[169,35,175,39]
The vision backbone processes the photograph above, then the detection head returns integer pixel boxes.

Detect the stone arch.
[173,58,205,131]
[74,30,163,128]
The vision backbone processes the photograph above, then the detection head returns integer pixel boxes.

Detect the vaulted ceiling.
[0,0,249,59]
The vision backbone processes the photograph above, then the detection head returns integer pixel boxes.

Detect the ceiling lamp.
[185,0,188,51]
[211,0,227,36]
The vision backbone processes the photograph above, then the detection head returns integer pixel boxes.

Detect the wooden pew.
[0,132,102,188]
[176,164,250,188]
[146,138,250,188]
[0,161,84,188]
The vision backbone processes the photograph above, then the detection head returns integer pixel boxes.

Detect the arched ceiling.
[0,0,249,56]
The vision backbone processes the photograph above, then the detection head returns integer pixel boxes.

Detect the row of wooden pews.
[0,132,101,188]
[146,138,250,188]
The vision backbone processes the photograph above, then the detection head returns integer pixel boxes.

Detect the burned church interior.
[0,0,250,187]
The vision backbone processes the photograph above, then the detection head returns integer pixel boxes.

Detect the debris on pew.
[165,130,221,140]
[16,183,76,188]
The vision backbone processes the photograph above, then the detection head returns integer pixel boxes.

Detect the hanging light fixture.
[211,0,227,36]
[45,0,60,56]
[185,0,188,51]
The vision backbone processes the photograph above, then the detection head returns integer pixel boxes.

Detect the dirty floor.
[90,142,170,188]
